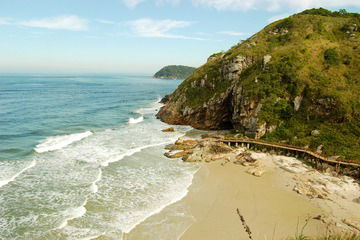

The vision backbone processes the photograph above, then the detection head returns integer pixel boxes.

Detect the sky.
[0,0,359,74]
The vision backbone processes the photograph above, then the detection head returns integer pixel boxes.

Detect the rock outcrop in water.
[157,9,360,161]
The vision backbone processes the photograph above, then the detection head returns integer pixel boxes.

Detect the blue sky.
[0,0,359,74]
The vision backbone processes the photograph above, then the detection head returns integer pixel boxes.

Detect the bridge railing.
[218,138,360,168]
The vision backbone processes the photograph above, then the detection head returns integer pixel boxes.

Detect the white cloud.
[192,0,360,11]
[0,18,11,25]
[95,19,116,25]
[192,0,257,11]
[128,18,205,40]
[218,31,245,36]
[122,0,180,8]
[121,0,360,11]
[20,16,88,31]
[195,32,208,36]
[155,0,181,5]
[123,0,145,8]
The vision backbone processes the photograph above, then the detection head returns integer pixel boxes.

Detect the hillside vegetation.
[157,8,360,161]
[154,65,196,79]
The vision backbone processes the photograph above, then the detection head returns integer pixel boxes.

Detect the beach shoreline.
[128,133,360,240]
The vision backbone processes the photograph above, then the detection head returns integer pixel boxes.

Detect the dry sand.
[179,162,328,240]
[127,160,330,240]
[127,139,360,240]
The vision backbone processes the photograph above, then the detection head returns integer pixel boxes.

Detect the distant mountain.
[154,65,196,79]
[157,8,360,161]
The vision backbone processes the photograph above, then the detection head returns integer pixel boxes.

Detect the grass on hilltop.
[169,8,360,161]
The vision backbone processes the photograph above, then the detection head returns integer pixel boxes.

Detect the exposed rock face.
[157,10,360,159]
[293,182,328,199]
[293,95,303,111]
[247,166,266,177]
[311,130,321,136]
[263,55,272,66]
[157,55,264,135]
[317,144,324,153]
[162,127,175,132]
[157,93,234,130]
[164,151,189,159]
[159,94,172,104]
[155,52,286,138]
[223,55,255,81]
[156,53,274,138]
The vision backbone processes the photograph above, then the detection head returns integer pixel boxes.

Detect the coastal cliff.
[157,9,360,161]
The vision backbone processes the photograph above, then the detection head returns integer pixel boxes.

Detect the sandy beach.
[128,160,328,240]
[127,135,360,240]
[179,161,330,240]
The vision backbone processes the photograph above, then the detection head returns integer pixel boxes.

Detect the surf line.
[0,159,37,188]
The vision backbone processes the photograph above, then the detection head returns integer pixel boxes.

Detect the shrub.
[324,48,339,65]
[343,55,352,65]
[338,9,348,15]
[300,8,334,16]
[300,8,360,18]
[276,18,294,29]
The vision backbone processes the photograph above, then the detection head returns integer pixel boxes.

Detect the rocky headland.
[155,8,360,239]
[157,8,360,162]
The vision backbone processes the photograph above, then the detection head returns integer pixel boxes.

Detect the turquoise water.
[0,74,198,239]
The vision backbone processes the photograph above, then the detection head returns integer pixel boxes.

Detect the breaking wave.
[34,131,93,153]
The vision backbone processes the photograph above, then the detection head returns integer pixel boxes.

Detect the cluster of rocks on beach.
[162,131,360,234]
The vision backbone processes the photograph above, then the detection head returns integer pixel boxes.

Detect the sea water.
[0,74,198,239]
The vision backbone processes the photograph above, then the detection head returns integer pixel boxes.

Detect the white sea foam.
[128,116,144,124]
[90,169,102,193]
[119,167,198,234]
[34,131,93,153]
[133,107,157,115]
[0,160,36,188]
[79,235,104,240]
[133,98,162,115]
[100,137,178,167]
[0,85,200,239]
[57,199,88,230]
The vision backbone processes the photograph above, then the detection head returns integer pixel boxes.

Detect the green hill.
[157,8,360,161]
[154,65,196,79]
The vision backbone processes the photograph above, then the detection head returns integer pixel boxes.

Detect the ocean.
[0,74,199,239]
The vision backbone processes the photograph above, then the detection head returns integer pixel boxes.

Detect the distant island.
[154,65,196,79]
